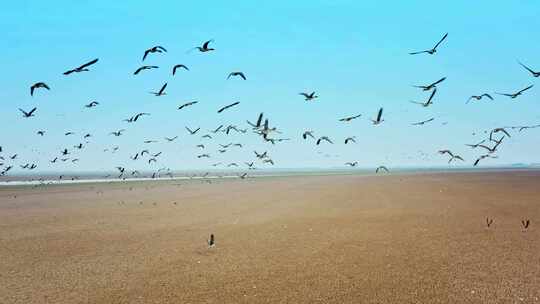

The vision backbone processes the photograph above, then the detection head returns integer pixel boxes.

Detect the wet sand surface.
[1,171,539,303]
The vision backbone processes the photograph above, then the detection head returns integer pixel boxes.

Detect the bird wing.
[158,83,167,94]
[28,107,37,115]
[518,84,534,94]
[409,50,429,55]
[203,40,213,49]
[518,61,536,74]
[431,77,446,87]
[142,49,150,61]
[433,33,448,50]
[483,93,494,100]
[377,108,383,121]
[134,67,143,75]
[78,58,99,69]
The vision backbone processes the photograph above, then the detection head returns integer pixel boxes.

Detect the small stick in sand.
[521,219,530,230]
[486,217,494,228]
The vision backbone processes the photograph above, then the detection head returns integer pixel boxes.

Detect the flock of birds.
[1,34,540,181]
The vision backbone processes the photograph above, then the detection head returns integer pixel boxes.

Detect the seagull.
[197,154,210,158]
[30,82,50,96]
[142,46,167,61]
[227,72,246,80]
[303,131,315,140]
[208,234,215,247]
[344,137,356,144]
[85,101,99,108]
[413,77,446,91]
[125,113,150,122]
[371,108,384,125]
[490,128,511,139]
[150,83,167,96]
[192,40,215,53]
[65,132,75,136]
[465,139,487,148]
[254,151,267,159]
[345,161,358,167]
[185,127,200,135]
[37,130,45,136]
[410,88,437,107]
[19,107,37,118]
[84,133,91,138]
[63,58,99,75]
[466,94,493,104]
[299,92,318,101]
[478,137,504,154]
[375,166,389,173]
[339,114,362,122]
[148,158,157,164]
[496,85,534,99]
[211,125,224,133]
[263,159,275,165]
[177,100,198,110]
[202,134,212,139]
[474,154,498,166]
[409,33,448,55]
[196,144,205,149]
[165,136,178,142]
[110,129,125,136]
[518,61,540,77]
[144,140,158,144]
[133,65,158,75]
[217,102,240,113]
[316,136,333,145]
[411,118,435,126]
[172,64,189,75]
[61,149,69,156]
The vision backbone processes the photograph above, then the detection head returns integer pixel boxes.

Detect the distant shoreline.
[1,167,539,187]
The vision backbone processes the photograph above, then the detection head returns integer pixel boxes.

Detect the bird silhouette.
[409,33,448,55]
[63,58,99,75]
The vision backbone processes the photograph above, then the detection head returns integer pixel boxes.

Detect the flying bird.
[85,101,99,108]
[150,83,167,96]
[371,108,384,125]
[344,137,356,144]
[375,166,389,173]
[133,65,158,75]
[345,162,358,167]
[466,94,493,104]
[172,64,189,75]
[217,102,240,113]
[299,92,318,101]
[177,100,198,110]
[165,136,178,142]
[30,82,50,96]
[339,114,362,122]
[109,129,125,136]
[303,130,315,140]
[19,107,37,118]
[227,72,246,80]
[411,118,435,126]
[142,46,167,61]
[413,77,446,91]
[316,136,333,145]
[63,58,99,75]
[191,40,215,53]
[410,88,437,107]
[185,127,200,135]
[409,33,448,55]
[496,85,534,99]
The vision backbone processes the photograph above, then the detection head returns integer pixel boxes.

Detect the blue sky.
[1,0,540,173]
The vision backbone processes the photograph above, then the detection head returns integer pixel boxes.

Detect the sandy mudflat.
[1,171,539,303]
